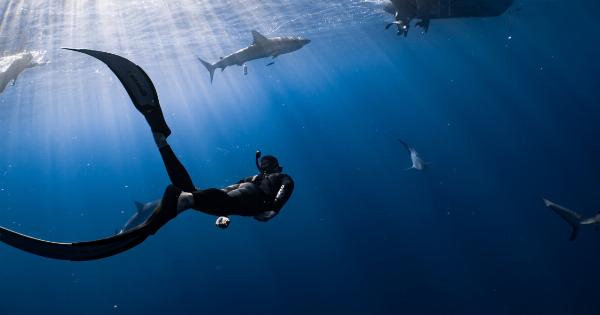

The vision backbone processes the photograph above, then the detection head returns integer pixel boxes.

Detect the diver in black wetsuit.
[150,131,294,231]
[0,49,294,261]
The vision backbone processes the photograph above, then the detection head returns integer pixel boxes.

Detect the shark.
[0,51,47,94]
[198,30,310,82]
[118,199,161,234]
[543,198,600,241]
[397,139,428,171]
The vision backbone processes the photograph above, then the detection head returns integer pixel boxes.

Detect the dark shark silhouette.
[544,199,600,241]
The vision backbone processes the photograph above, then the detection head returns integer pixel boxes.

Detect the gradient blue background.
[0,1,599,314]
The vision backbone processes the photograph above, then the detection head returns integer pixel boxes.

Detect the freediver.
[81,49,295,233]
[150,131,294,231]
[0,49,294,261]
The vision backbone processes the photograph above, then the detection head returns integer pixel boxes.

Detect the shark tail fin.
[569,226,580,241]
[134,201,144,213]
[543,198,583,241]
[198,57,216,83]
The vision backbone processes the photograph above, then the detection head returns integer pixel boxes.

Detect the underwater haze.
[1,0,600,314]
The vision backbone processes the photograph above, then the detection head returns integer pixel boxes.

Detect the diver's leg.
[184,187,265,217]
[188,188,241,216]
[146,185,182,235]
[155,134,196,192]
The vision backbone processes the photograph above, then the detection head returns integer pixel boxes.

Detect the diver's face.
[260,160,282,174]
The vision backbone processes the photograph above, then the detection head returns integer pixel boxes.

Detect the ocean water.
[1,0,599,314]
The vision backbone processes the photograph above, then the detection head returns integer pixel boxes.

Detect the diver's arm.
[222,183,241,193]
[254,211,278,222]
[237,175,255,184]
[269,175,294,213]
[253,176,293,222]
[224,176,258,193]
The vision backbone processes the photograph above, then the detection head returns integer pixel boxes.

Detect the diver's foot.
[140,104,172,138]
[148,185,182,234]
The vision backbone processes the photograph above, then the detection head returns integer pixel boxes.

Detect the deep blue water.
[1,1,599,314]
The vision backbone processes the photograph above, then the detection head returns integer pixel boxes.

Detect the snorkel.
[255,150,263,174]
[255,150,282,174]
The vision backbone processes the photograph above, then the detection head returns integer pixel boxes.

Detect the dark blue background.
[0,1,598,314]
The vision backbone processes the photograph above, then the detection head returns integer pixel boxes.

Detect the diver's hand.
[215,216,230,229]
[254,210,277,222]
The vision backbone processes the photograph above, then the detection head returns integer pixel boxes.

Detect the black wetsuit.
[158,145,294,219]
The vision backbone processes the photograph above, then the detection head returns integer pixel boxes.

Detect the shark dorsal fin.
[251,30,269,45]
[134,201,144,213]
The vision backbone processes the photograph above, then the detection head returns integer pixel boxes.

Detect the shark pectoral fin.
[251,30,269,46]
[385,23,393,30]
[403,167,414,171]
[543,198,553,207]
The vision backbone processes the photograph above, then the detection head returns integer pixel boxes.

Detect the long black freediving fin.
[0,224,149,261]
[0,185,180,261]
[62,48,171,137]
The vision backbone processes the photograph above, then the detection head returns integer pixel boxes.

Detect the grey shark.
[198,30,310,83]
[118,199,161,234]
[397,139,428,171]
[0,51,47,94]
[544,198,600,241]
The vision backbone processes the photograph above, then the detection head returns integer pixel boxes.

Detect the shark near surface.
[198,30,310,83]
[0,51,47,94]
